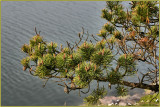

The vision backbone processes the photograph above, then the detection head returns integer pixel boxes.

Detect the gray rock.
[127,102,132,106]
[108,103,114,106]
[99,96,118,105]
[99,94,142,106]
[119,102,127,106]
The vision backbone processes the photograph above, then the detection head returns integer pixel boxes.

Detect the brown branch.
[81,84,90,94]
[85,31,90,42]
[58,83,82,90]
[91,34,98,41]
[121,80,159,92]
[149,92,159,103]
[42,79,49,88]
[96,77,159,92]
[35,27,38,35]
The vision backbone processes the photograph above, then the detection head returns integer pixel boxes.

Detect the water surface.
[1,1,145,106]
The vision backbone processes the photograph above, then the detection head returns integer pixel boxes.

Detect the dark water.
[1,1,145,106]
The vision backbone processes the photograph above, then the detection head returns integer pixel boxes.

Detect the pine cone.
[29,67,32,72]
[23,66,27,71]
[34,37,37,41]
[71,82,76,90]
[78,75,80,80]
[53,54,56,58]
[63,53,66,60]
[146,17,149,24]
[51,41,53,47]
[84,42,86,47]
[94,65,97,71]
[38,43,41,50]
[64,85,69,94]
[85,66,88,72]
[124,54,127,59]
[70,55,73,59]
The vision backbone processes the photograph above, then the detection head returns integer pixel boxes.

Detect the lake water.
[1,1,145,106]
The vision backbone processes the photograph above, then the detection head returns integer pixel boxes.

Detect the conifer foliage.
[21,1,159,105]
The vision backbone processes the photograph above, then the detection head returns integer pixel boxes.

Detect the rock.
[127,100,136,105]
[99,98,112,105]
[119,102,127,106]
[127,102,132,106]
[112,99,121,105]
[129,94,141,102]
[99,94,142,106]
[108,103,114,106]
[99,96,118,105]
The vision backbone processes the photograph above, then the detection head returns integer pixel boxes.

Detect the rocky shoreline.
[99,94,142,106]
[79,89,159,106]
[99,90,157,106]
